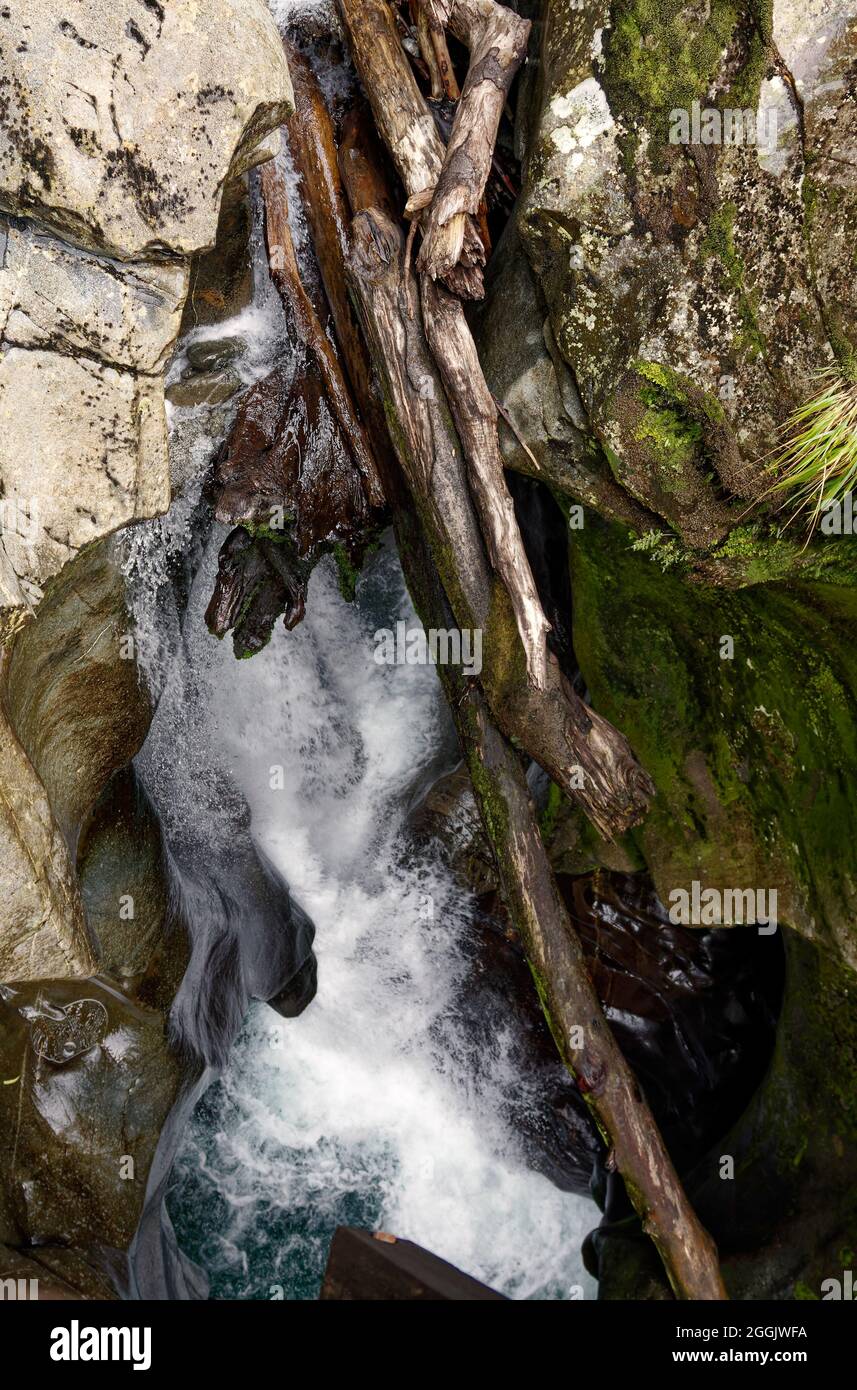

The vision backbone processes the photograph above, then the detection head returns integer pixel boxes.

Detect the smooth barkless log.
[345,242,725,1296]
[337,0,548,687]
[420,275,550,689]
[336,0,485,300]
[418,0,530,282]
[346,205,653,836]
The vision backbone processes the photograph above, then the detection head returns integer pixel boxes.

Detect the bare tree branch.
[337,0,485,299]
[418,0,530,282]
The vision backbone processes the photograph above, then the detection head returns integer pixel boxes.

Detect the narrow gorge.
[0,0,855,1318]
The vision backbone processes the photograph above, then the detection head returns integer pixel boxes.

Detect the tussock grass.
[770,368,857,534]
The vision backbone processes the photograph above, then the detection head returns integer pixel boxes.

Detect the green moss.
[569,509,857,1294]
[602,1,772,155]
[332,543,360,604]
[793,1281,819,1301]
[244,517,294,543]
[539,780,565,843]
[635,360,726,426]
[603,0,740,149]
[636,388,703,475]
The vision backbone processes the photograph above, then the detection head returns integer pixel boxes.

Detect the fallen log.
[454,682,727,1300]
[418,0,530,282]
[259,159,383,511]
[420,274,550,689]
[345,202,653,836]
[292,34,709,1295]
[284,50,393,503]
[337,0,549,687]
[337,0,485,300]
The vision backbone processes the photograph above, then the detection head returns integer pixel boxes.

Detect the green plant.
[770,368,857,533]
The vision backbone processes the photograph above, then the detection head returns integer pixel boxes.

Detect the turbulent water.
[132,530,595,1300]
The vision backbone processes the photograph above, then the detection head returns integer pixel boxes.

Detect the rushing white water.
[137,529,596,1300]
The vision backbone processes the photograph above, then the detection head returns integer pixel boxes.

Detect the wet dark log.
[346,204,652,837]
[210,158,383,566]
[204,526,310,658]
[337,0,485,300]
[259,160,383,510]
[284,50,393,503]
[210,360,369,559]
[321,1227,507,1300]
[418,0,530,282]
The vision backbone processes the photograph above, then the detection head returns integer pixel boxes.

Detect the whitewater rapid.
[136,532,595,1299]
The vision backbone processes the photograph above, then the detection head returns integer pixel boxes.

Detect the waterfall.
[149,540,596,1300]
[119,90,597,1297]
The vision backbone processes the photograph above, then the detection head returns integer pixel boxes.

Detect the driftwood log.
[413,0,460,101]
[285,51,398,495]
[417,0,530,282]
[339,0,549,690]
[420,275,550,689]
[333,5,653,833]
[346,204,653,835]
[337,0,485,300]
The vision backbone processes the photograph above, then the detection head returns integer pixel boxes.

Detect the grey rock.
[0,0,293,261]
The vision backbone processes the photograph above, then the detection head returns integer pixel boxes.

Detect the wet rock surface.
[0,0,292,619]
[455,869,782,1196]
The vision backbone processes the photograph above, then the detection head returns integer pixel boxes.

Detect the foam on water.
[150,537,596,1300]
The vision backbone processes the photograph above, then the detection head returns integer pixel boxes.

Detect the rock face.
[0,0,292,619]
[0,1,293,260]
[509,0,857,554]
[0,223,186,611]
[0,0,316,1302]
